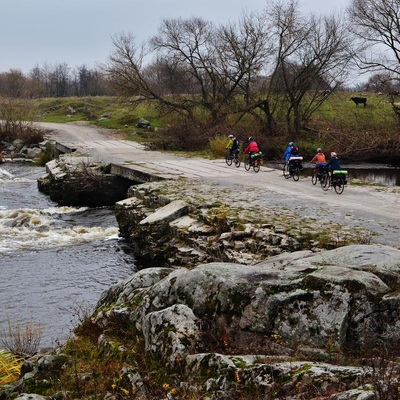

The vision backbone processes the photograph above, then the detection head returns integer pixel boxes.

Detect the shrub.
[1,320,43,358]
[155,120,225,152]
[208,135,228,158]
[0,97,44,145]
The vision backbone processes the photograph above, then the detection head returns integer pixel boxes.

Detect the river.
[0,163,136,349]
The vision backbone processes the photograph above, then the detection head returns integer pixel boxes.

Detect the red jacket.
[244,141,260,153]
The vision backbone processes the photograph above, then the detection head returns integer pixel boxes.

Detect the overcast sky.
[0,0,349,74]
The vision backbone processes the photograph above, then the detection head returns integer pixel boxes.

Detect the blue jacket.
[283,146,299,162]
[283,146,292,162]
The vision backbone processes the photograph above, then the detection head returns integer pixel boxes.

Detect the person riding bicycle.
[325,152,341,171]
[325,152,346,188]
[226,134,240,158]
[243,136,260,165]
[283,141,300,163]
[310,148,326,176]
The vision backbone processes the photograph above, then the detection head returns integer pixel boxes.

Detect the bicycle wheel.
[225,153,233,166]
[311,171,318,185]
[321,173,330,191]
[283,163,290,179]
[253,159,260,173]
[334,179,345,194]
[234,156,241,168]
[244,158,251,171]
[292,167,300,181]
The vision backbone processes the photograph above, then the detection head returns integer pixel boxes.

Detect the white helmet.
[228,134,234,138]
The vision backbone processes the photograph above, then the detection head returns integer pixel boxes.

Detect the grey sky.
[1,0,349,74]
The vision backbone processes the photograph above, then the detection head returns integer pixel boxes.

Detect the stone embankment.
[37,158,135,207]
[116,178,372,267]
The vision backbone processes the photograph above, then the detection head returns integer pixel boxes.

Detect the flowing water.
[0,163,136,348]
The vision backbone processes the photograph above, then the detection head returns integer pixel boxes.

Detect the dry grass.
[0,350,22,385]
[1,320,43,359]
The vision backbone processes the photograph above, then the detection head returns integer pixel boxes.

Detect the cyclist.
[310,148,326,176]
[226,134,240,158]
[324,152,345,189]
[283,141,299,163]
[243,136,260,165]
[326,152,341,171]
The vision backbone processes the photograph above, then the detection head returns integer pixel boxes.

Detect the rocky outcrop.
[0,138,44,162]
[115,179,373,267]
[4,244,400,399]
[93,244,400,398]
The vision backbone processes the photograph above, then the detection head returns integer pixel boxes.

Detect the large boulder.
[92,244,400,397]
[95,244,400,375]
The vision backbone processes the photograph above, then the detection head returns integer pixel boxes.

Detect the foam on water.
[0,206,119,253]
[0,169,14,179]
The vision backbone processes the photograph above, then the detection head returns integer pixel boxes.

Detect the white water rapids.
[0,163,136,348]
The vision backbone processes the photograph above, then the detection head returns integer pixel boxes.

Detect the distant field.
[312,92,397,132]
[31,93,400,161]
[33,93,399,132]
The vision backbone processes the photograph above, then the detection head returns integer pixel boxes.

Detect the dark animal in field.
[389,90,399,96]
[350,97,367,107]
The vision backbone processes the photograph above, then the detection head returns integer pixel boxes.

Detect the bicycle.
[311,164,326,185]
[244,152,262,173]
[283,157,303,181]
[321,169,348,194]
[225,150,241,168]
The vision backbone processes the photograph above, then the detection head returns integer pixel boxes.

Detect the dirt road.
[40,122,400,248]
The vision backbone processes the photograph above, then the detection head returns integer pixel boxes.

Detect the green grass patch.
[24,92,400,161]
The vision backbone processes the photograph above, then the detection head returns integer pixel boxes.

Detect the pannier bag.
[332,170,348,184]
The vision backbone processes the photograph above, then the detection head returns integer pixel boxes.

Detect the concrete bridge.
[40,122,400,248]
[52,136,256,182]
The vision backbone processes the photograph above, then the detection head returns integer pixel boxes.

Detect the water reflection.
[300,164,400,187]
[348,168,400,186]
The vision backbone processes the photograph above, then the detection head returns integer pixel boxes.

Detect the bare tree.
[105,15,271,125]
[363,72,394,93]
[0,70,29,98]
[150,16,235,123]
[104,32,191,116]
[216,12,272,120]
[105,4,352,137]
[144,56,192,96]
[48,63,70,97]
[348,0,400,80]
[261,0,352,136]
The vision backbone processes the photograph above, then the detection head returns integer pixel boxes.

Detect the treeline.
[0,64,115,98]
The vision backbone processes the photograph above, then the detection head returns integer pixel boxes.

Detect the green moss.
[130,293,145,308]
[293,363,313,375]
[232,357,248,368]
